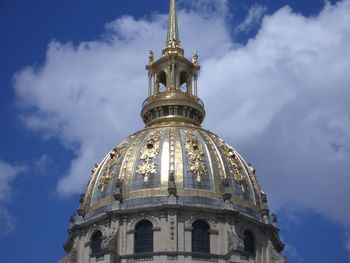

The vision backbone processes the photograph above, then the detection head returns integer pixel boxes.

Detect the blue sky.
[1,0,350,262]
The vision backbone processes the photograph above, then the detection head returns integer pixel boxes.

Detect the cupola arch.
[179,71,189,93]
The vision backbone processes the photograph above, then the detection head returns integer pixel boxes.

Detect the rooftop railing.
[142,92,205,108]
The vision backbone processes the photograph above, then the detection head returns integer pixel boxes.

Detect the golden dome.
[79,0,267,223]
[82,125,264,220]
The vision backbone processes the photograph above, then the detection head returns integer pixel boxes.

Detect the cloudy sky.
[1,0,350,262]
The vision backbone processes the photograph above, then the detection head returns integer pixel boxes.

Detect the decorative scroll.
[184,131,207,183]
[98,137,132,192]
[215,137,247,192]
[136,131,162,184]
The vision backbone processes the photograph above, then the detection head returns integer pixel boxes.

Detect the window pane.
[91,231,103,254]
[134,220,153,253]
[243,231,255,254]
[192,220,210,253]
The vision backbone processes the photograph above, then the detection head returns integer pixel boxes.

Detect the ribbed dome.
[78,0,267,225]
[82,124,264,221]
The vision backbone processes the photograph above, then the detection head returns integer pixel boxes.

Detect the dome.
[77,0,268,226]
[62,1,286,262]
[82,125,263,221]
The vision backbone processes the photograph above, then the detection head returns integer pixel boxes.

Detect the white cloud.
[235,4,267,33]
[13,0,350,231]
[201,0,350,228]
[0,161,26,235]
[34,154,53,175]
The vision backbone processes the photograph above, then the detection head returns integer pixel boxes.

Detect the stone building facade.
[61,1,287,262]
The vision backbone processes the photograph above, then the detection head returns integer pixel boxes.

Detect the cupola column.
[194,74,198,97]
[155,73,159,94]
[188,75,193,95]
[148,73,152,96]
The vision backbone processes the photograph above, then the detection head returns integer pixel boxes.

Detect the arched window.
[243,230,255,254]
[134,220,153,253]
[192,220,210,253]
[91,231,103,254]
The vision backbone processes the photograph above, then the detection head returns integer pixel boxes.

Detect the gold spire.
[163,0,184,56]
[167,0,180,46]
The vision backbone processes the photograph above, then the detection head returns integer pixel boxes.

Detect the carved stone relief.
[227,225,243,251]
[127,214,161,231]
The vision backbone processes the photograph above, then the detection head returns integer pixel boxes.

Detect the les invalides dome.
[61,1,286,262]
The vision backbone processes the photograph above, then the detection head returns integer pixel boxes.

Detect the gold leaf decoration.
[136,162,156,184]
[184,131,207,183]
[136,131,162,184]
[216,137,247,192]
[98,137,132,192]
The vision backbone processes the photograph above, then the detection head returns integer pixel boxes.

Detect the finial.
[149,50,154,64]
[192,50,199,65]
[167,0,180,46]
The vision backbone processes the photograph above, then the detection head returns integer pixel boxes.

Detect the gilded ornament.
[136,131,162,184]
[214,136,247,192]
[184,131,207,183]
[98,173,112,192]
[98,137,132,192]
[136,162,156,184]
[248,163,263,202]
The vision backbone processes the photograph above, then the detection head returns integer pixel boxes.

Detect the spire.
[163,0,183,55]
[167,0,180,45]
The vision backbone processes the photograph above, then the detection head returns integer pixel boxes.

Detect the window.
[177,106,183,116]
[134,220,153,253]
[243,230,255,254]
[91,231,103,254]
[163,106,169,116]
[192,220,210,253]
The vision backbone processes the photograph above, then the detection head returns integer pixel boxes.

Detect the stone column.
[194,74,198,97]
[148,73,152,96]
[188,76,193,95]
